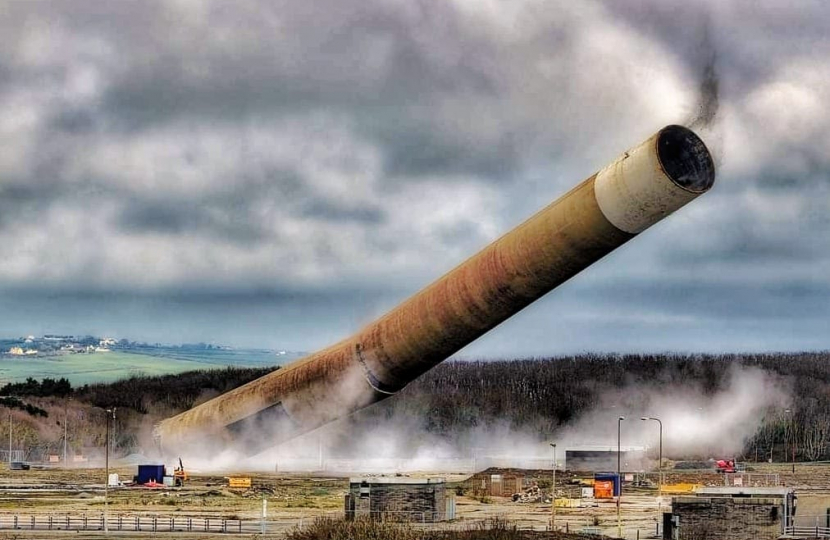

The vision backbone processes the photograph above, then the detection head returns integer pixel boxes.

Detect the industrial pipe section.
[155,124,715,455]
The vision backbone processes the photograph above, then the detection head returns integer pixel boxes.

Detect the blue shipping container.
[136,464,165,484]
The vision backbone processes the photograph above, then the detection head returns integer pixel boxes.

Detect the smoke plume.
[687,18,720,131]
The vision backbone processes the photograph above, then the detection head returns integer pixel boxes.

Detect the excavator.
[715,459,737,473]
[173,457,188,486]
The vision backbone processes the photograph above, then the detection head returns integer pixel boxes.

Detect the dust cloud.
[176,363,789,473]
[555,364,790,459]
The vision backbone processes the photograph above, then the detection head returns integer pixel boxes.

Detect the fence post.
[223,519,227,532]
[49,515,52,530]
[136,515,140,531]
[66,515,69,530]
[119,515,122,530]
[206,517,210,531]
[188,517,192,531]
[30,516,35,529]
[13,515,17,529]
[153,516,157,532]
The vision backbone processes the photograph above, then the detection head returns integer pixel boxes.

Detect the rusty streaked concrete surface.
[155,125,715,455]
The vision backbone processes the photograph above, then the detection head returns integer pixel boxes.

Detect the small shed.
[345,477,453,523]
[666,487,795,540]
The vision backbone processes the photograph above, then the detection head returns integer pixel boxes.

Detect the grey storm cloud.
[1,0,830,352]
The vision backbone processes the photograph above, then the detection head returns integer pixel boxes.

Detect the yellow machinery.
[173,457,188,487]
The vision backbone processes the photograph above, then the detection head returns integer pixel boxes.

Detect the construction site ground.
[2,462,830,539]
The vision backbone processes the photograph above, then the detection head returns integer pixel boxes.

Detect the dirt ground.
[2,462,830,539]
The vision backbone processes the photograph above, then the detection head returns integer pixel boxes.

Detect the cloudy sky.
[1,0,828,356]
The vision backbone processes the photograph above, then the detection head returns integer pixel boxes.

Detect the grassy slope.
[0,351,220,385]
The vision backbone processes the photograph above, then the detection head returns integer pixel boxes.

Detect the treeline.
[349,353,830,462]
[0,396,48,417]
[1,377,72,398]
[74,366,278,414]
[363,353,738,436]
[1,368,277,415]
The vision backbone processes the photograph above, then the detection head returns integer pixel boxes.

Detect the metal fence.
[0,514,246,533]
[786,515,830,539]
[0,450,25,462]
[785,525,830,538]
[722,472,780,487]
[0,511,443,535]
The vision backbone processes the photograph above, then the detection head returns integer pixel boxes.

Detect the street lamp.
[549,442,557,531]
[104,407,116,534]
[617,416,624,539]
[641,417,663,503]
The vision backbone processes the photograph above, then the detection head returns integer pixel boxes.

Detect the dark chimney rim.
[657,125,716,194]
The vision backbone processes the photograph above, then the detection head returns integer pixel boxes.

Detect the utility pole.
[549,443,557,531]
[617,416,625,539]
[8,409,12,465]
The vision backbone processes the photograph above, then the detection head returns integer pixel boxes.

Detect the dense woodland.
[376,353,830,461]
[3,354,830,461]
[74,366,277,414]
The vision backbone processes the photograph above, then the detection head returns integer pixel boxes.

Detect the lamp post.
[617,416,624,539]
[641,417,663,503]
[104,407,115,534]
[549,442,557,531]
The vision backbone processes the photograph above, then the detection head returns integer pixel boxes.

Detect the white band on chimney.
[594,133,702,235]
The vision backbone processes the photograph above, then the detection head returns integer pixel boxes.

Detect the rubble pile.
[512,483,548,503]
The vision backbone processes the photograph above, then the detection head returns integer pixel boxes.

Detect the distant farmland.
[0,348,289,385]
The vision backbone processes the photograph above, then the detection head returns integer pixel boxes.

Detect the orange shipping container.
[594,480,614,499]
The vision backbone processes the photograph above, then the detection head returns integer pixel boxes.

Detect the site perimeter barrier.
[0,512,678,540]
[722,472,781,487]
[785,525,830,539]
[0,512,438,535]
[0,514,246,534]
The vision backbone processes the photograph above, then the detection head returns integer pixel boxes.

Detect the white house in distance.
[8,346,37,356]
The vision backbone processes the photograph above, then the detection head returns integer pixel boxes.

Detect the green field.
[0,351,240,385]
